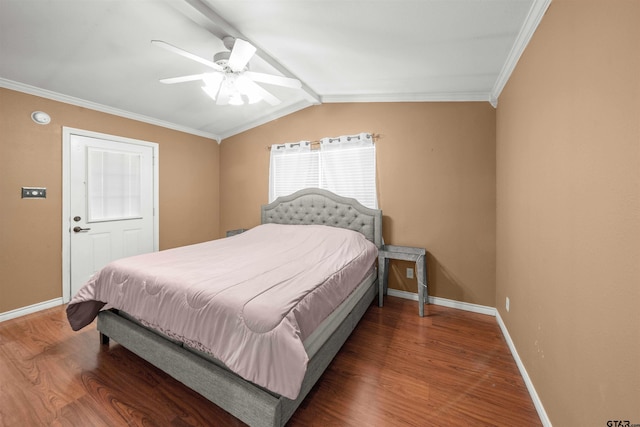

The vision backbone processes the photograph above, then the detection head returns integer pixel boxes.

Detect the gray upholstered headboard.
[261,188,383,248]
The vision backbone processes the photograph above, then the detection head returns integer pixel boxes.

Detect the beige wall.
[8,2,638,421]
[220,102,496,306]
[0,88,220,313]
[496,1,640,425]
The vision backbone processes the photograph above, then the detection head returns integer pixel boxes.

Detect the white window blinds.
[87,148,142,221]
[269,132,377,208]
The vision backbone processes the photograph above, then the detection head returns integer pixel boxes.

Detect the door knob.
[73,226,91,233]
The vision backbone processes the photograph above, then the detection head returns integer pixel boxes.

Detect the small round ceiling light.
[31,111,51,125]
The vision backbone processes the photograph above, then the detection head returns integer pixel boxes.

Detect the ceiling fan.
[152,37,302,106]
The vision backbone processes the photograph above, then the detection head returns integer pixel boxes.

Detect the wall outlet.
[506,297,510,312]
[406,267,414,279]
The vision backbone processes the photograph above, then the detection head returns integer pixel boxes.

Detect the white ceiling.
[0,0,550,141]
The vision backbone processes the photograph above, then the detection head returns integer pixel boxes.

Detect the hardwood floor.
[0,297,541,426]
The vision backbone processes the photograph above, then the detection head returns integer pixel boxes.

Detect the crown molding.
[0,78,221,141]
[321,91,492,104]
[219,90,496,140]
[491,0,552,103]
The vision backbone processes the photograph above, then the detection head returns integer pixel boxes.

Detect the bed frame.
[96,188,383,427]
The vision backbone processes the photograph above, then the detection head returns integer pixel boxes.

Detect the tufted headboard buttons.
[261,188,382,248]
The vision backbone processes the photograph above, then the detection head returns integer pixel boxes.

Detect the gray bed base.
[96,188,383,427]
[97,279,376,427]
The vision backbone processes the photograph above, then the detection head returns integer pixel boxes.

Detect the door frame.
[62,127,159,303]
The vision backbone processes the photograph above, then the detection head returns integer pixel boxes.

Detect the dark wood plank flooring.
[0,297,541,426]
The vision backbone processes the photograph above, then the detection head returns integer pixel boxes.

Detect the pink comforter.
[67,224,377,399]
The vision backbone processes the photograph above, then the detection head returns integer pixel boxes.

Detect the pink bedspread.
[67,224,377,399]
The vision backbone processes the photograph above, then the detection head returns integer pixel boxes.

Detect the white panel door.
[69,134,155,296]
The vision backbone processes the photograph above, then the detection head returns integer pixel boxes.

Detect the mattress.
[177,268,376,391]
[67,223,378,398]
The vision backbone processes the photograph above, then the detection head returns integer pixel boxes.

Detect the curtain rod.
[266,133,382,151]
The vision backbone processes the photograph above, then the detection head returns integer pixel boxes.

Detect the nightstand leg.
[378,255,389,307]
[417,255,427,317]
[378,254,385,307]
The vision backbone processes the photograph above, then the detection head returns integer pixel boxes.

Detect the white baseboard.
[387,288,496,316]
[0,298,64,323]
[496,311,552,427]
[387,289,550,426]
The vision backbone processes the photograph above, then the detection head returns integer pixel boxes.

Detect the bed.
[66,188,383,427]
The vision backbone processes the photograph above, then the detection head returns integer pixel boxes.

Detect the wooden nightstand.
[378,244,428,317]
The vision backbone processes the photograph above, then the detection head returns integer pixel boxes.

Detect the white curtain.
[268,132,377,208]
[268,141,319,203]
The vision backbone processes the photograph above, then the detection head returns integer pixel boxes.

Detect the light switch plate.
[22,187,47,199]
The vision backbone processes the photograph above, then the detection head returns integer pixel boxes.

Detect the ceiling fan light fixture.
[154,37,291,107]
[235,75,262,104]
[221,75,244,106]
[202,73,225,101]
[203,72,224,88]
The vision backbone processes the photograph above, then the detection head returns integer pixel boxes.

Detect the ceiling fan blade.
[159,74,207,84]
[244,71,302,89]
[151,40,222,71]
[236,75,281,106]
[227,39,257,72]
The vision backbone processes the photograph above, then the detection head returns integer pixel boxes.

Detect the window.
[269,132,377,208]
[87,148,142,221]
